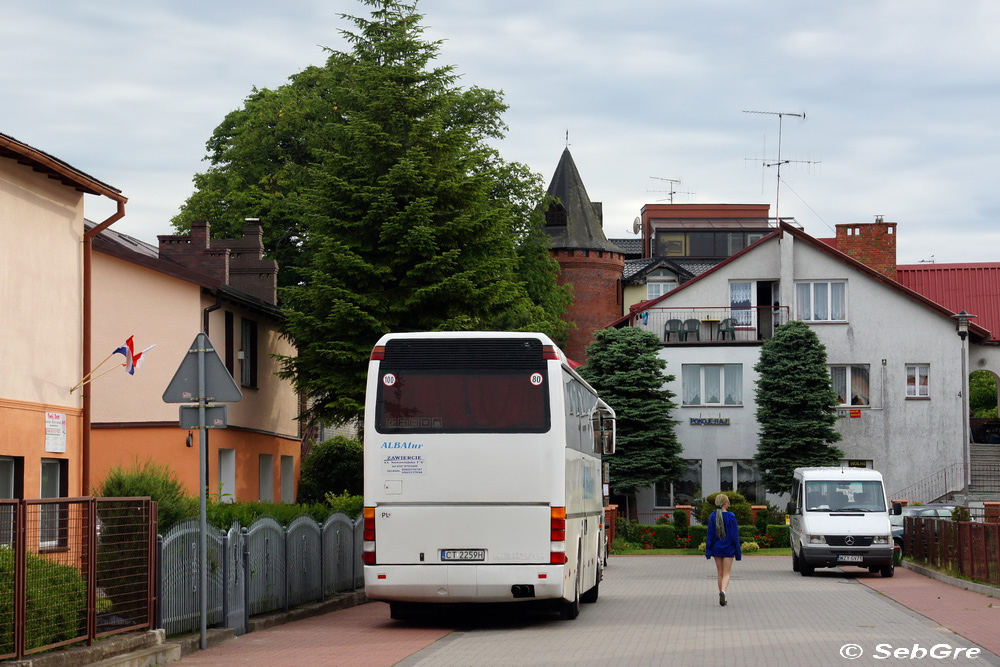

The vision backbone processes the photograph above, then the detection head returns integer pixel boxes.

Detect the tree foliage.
[580,327,683,496]
[753,321,843,493]
[970,370,998,418]
[174,0,570,425]
[297,436,364,503]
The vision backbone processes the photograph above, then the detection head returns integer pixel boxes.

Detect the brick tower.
[543,148,625,363]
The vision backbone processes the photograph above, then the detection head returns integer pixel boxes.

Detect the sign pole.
[162,332,243,652]
[198,342,208,650]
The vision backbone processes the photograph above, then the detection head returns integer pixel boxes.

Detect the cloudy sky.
[4,1,999,263]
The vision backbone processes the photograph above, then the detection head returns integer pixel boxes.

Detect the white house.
[618,220,998,519]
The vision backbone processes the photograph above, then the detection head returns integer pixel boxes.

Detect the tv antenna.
[648,176,694,204]
[743,109,818,222]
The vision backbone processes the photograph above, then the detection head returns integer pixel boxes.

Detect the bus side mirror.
[891,501,902,515]
[602,416,616,455]
[787,501,797,515]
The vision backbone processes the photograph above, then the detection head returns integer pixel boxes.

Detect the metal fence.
[157,511,363,637]
[0,497,156,661]
[906,517,1000,586]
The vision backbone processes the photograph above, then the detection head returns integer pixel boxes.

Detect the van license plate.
[837,555,864,563]
[441,550,486,561]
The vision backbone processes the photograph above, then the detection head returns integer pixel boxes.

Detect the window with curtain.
[682,364,742,406]
[646,280,678,300]
[730,281,752,326]
[796,281,847,321]
[906,364,929,398]
[830,364,870,406]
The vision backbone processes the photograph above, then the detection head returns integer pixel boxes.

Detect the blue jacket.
[705,510,742,560]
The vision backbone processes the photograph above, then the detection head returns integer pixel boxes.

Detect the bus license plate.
[837,554,863,563]
[441,549,486,562]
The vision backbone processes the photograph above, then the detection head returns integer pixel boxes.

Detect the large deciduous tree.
[580,327,683,506]
[174,0,570,426]
[753,321,843,493]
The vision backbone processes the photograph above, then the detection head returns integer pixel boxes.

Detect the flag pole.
[70,351,119,393]
[71,363,123,392]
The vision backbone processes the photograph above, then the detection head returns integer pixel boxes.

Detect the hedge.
[0,549,86,654]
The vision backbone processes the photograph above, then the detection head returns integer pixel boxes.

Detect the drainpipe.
[82,200,126,495]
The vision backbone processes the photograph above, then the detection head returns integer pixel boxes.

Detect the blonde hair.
[714,494,729,539]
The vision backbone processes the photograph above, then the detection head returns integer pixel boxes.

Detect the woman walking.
[705,493,741,606]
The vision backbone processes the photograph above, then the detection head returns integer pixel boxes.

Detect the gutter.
[81,199,127,495]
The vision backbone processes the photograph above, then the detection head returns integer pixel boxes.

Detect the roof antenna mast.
[742,109,816,223]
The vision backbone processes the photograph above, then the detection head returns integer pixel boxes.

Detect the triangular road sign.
[162,333,243,403]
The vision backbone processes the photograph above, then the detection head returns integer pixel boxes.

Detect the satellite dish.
[632,217,641,234]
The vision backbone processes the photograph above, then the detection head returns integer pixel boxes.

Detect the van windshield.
[804,480,886,512]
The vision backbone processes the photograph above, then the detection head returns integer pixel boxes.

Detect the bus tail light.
[370,346,386,361]
[362,507,376,565]
[550,507,567,564]
[542,345,559,360]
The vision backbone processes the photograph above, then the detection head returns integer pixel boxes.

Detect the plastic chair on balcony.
[717,317,737,341]
[664,319,684,341]
[681,319,701,341]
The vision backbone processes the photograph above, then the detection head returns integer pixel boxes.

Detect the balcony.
[631,306,791,344]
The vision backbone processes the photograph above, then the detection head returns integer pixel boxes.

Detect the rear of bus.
[362,333,576,613]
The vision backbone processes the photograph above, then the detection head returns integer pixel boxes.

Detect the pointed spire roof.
[543,148,623,253]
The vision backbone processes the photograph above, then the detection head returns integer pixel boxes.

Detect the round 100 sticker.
[382,373,396,386]
[530,372,544,386]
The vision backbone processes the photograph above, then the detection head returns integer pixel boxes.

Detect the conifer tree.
[581,328,683,502]
[753,320,843,493]
[274,0,569,425]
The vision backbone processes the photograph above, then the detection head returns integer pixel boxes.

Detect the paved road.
[179,556,1000,667]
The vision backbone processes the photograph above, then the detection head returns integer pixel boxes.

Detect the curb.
[902,560,1000,600]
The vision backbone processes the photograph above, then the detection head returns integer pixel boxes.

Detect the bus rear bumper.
[364,564,566,603]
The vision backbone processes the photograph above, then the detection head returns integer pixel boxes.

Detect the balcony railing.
[630,306,790,344]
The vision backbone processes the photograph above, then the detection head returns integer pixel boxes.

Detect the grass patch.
[614,547,792,556]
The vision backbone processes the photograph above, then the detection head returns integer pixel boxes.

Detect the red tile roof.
[896,263,1000,341]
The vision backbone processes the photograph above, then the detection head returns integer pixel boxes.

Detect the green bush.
[206,500,332,529]
[742,541,760,553]
[673,509,689,538]
[738,525,756,542]
[298,436,363,504]
[617,518,639,542]
[765,524,790,548]
[323,492,363,519]
[0,550,86,653]
[689,524,708,546]
[699,491,752,526]
[634,524,676,549]
[95,458,197,533]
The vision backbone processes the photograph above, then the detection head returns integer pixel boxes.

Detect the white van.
[788,467,901,577]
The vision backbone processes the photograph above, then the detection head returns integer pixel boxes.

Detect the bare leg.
[717,557,734,592]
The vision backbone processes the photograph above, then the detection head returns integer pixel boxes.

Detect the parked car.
[890,504,955,552]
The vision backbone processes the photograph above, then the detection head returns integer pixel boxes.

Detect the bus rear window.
[376,371,550,433]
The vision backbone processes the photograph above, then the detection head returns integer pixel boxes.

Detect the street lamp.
[952,310,976,502]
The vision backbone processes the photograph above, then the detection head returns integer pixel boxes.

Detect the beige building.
[1,131,126,500]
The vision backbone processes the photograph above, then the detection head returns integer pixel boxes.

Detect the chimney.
[835,217,897,281]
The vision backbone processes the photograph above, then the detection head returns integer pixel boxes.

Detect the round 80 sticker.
[382,373,397,386]
[530,372,544,386]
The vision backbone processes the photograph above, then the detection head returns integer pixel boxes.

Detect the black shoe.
[719,591,727,606]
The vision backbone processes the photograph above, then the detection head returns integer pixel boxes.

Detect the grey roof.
[543,148,623,254]
[623,258,657,281]
[672,258,721,276]
[608,237,642,257]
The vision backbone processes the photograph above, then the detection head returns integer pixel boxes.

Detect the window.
[906,364,929,398]
[730,281,753,327]
[646,280,678,300]
[654,460,702,507]
[796,281,846,321]
[831,364,870,406]
[0,456,21,546]
[259,454,274,502]
[240,318,258,388]
[719,460,763,503]
[280,455,295,504]
[682,364,742,406]
[39,458,68,549]
[218,449,236,503]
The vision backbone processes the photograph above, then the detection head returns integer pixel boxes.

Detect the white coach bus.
[362,332,615,620]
